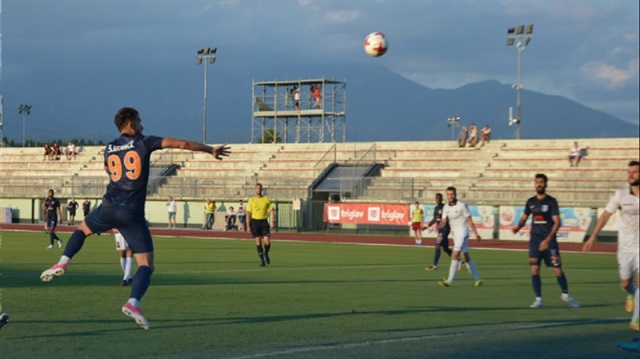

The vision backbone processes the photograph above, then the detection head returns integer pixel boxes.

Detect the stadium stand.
[1,138,637,208]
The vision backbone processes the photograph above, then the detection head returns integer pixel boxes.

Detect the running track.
[0,223,616,254]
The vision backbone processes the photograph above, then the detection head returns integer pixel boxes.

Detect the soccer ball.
[364,32,388,57]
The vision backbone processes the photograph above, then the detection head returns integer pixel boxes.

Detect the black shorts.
[529,239,562,268]
[250,219,270,238]
[69,210,76,216]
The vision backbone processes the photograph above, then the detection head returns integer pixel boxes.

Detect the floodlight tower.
[447,116,461,140]
[18,104,32,147]
[507,24,533,140]
[196,47,217,144]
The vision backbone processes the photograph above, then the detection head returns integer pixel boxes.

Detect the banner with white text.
[324,203,409,226]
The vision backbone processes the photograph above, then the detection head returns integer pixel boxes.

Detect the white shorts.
[115,232,129,251]
[617,251,639,280]
[451,231,469,253]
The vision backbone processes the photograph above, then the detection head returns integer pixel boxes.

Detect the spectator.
[166,196,177,229]
[291,85,300,110]
[225,206,237,231]
[480,125,491,147]
[457,126,468,148]
[312,85,322,109]
[237,199,247,232]
[44,144,52,161]
[568,141,584,167]
[203,199,216,230]
[67,197,79,226]
[82,198,91,218]
[65,142,77,160]
[53,143,61,160]
[467,123,479,147]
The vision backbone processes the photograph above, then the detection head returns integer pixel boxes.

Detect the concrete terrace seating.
[465,138,639,205]
[2,138,638,206]
[0,146,105,197]
[368,140,502,200]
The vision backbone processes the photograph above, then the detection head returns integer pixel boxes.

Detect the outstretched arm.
[162,138,231,160]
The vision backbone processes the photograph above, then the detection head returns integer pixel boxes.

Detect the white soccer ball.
[364,32,388,57]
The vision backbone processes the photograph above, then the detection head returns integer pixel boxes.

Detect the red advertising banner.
[323,203,409,225]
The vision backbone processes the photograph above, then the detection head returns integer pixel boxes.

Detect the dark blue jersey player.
[42,189,63,249]
[425,193,454,271]
[512,173,580,309]
[40,107,231,330]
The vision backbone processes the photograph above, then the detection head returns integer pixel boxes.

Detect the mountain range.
[3,63,638,144]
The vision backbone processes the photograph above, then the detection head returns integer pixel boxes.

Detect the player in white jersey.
[114,229,134,287]
[437,186,482,287]
[583,160,639,331]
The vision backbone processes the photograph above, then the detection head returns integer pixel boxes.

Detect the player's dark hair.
[629,160,639,167]
[435,193,442,198]
[256,183,262,188]
[535,173,548,184]
[446,186,456,195]
[114,107,140,131]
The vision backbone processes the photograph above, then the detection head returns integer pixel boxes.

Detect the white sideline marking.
[221,317,627,359]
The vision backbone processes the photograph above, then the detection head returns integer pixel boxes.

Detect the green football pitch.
[0,231,636,359]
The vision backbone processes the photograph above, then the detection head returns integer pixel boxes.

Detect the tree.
[256,128,281,144]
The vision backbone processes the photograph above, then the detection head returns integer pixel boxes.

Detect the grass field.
[0,230,636,359]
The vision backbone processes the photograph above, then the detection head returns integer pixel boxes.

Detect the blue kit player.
[425,193,453,271]
[40,107,231,329]
[42,189,63,249]
[512,173,580,309]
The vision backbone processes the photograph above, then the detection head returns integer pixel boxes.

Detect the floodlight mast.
[447,116,461,140]
[196,47,217,144]
[507,24,533,140]
[18,104,32,147]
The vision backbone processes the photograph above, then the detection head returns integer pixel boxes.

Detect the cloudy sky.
[1,0,638,142]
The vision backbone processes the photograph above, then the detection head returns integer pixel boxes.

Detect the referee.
[247,183,276,267]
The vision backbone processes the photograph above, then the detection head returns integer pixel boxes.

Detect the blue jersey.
[524,195,560,242]
[102,134,163,212]
[433,203,450,232]
[44,197,60,219]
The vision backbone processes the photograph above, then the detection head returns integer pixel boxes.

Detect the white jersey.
[605,188,639,254]
[167,200,177,213]
[114,232,129,251]
[443,200,471,238]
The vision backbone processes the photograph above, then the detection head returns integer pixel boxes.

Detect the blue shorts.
[437,229,450,247]
[47,216,58,230]
[529,239,562,268]
[84,205,153,253]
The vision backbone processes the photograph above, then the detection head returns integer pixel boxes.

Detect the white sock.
[58,256,71,265]
[120,258,126,272]
[466,260,481,281]
[127,298,140,307]
[448,260,459,283]
[124,257,133,280]
[634,287,639,321]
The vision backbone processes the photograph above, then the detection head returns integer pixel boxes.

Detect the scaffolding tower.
[251,78,346,143]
